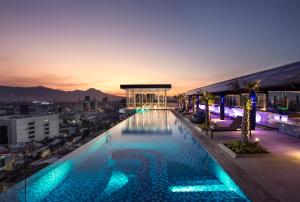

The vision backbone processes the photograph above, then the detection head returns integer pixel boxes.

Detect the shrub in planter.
[224,140,268,154]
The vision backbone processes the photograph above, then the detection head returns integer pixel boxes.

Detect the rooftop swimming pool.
[1,110,249,202]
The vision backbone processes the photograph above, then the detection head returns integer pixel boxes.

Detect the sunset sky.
[0,0,299,95]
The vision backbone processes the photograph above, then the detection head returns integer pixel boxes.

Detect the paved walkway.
[179,111,300,202]
[211,127,300,202]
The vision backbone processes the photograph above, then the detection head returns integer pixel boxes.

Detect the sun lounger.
[209,116,243,139]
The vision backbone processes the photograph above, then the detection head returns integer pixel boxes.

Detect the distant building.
[0,106,15,116]
[0,102,54,116]
[0,114,59,144]
[19,104,29,115]
[84,96,91,101]
[19,101,55,115]
[83,97,99,112]
[59,96,100,113]
[90,99,98,110]
[83,100,91,112]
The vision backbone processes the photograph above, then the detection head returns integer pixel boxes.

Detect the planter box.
[218,144,269,158]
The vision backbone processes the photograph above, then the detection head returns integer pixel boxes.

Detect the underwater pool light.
[102,171,128,196]
[19,161,73,202]
[169,184,228,192]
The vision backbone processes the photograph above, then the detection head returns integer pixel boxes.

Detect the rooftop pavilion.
[185,61,300,130]
[120,84,171,109]
[187,61,300,95]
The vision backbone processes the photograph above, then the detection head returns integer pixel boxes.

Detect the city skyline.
[0,0,299,95]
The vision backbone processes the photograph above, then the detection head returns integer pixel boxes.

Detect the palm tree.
[180,93,184,111]
[179,93,186,111]
[228,80,241,93]
[175,94,181,109]
[192,95,196,113]
[244,80,260,93]
[185,95,189,112]
[241,97,252,143]
[180,94,184,109]
[202,91,215,127]
[241,80,261,143]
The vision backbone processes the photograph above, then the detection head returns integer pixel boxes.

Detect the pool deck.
[172,110,300,202]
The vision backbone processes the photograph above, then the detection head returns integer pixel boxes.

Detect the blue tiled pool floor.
[1,110,249,202]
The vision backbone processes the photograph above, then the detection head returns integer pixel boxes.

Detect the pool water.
[1,110,249,202]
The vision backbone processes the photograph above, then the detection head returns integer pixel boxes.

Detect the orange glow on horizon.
[0,51,220,96]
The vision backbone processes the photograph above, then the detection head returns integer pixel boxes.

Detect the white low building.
[0,114,59,144]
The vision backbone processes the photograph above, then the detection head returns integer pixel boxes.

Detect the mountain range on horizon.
[0,85,123,102]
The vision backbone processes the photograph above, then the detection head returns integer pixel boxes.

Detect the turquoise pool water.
[1,110,249,201]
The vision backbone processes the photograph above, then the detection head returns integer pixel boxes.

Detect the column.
[250,91,256,130]
[264,92,269,111]
[164,89,167,108]
[188,96,192,112]
[133,89,136,108]
[158,92,160,108]
[273,96,277,109]
[126,90,128,107]
[196,95,200,111]
[220,94,225,120]
[297,95,300,111]
[151,93,153,108]
[139,93,142,107]
[127,90,130,107]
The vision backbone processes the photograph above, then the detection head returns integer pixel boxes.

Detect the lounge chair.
[209,116,243,139]
[191,110,205,124]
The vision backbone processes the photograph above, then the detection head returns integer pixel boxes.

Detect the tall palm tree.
[177,94,182,109]
[202,91,215,127]
[185,95,189,112]
[241,80,261,143]
[181,93,186,111]
[241,97,252,143]
[244,80,260,93]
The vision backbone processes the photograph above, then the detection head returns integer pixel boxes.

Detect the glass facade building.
[120,84,171,109]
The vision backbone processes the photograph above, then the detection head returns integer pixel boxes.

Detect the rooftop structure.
[187,61,300,95]
[120,84,171,109]
[184,61,300,130]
